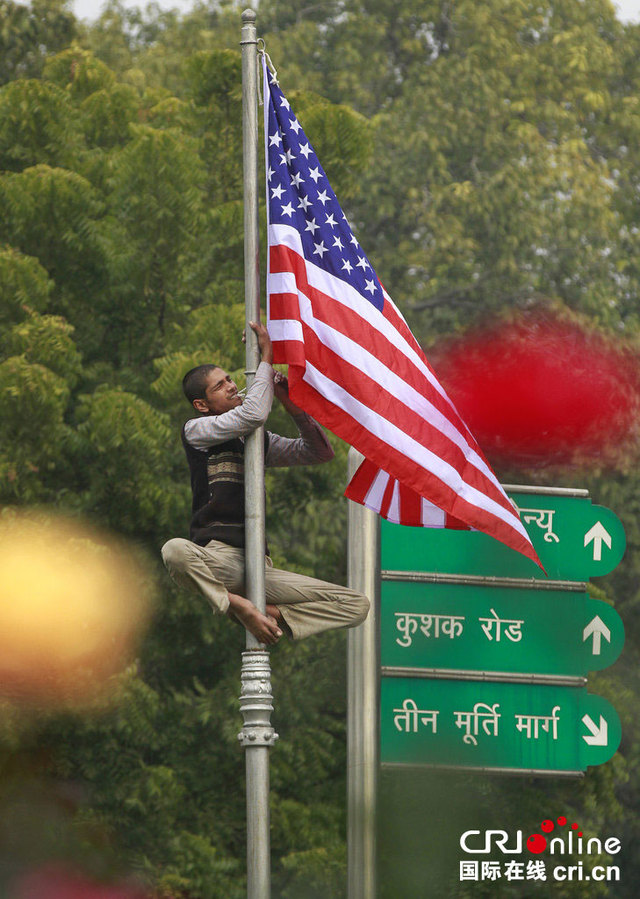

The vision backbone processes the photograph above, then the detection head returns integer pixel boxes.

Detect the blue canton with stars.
[264,63,383,312]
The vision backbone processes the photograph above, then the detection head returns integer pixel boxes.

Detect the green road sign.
[380,580,625,677]
[380,677,621,773]
[381,491,626,581]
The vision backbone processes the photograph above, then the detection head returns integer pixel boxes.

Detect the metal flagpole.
[239,9,276,899]
[347,448,380,899]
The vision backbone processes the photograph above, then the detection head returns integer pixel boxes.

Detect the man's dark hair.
[182,364,220,404]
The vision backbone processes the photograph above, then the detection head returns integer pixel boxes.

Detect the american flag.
[262,57,540,566]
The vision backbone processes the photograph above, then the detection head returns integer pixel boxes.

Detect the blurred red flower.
[429,310,640,468]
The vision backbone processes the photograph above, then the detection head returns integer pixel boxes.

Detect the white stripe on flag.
[421,497,446,528]
[364,468,390,512]
[387,480,401,523]
[267,318,304,343]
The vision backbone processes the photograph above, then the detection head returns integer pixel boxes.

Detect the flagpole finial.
[242,7,257,24]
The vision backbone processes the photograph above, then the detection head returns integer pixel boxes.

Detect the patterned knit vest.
[182,426,270,550]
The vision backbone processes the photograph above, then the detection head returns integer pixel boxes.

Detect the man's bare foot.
[227,592,282,644]
[266,603,292,637]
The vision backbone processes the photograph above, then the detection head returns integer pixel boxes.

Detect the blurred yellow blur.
[0,511,152,705]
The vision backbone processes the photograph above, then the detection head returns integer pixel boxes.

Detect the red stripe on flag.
[271,337,306,367]
[270,292,301,321]
[398,482,422,527]
[445,513,471,530]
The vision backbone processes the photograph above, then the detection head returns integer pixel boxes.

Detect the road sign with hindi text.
[381,490,626,581]
[380,677,621,773]
[379,486,626,773]
[380,580,624,677]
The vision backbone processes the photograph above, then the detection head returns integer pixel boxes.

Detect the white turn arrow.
[582,714,608,746]
[584,521,612,561]
[583,615,611,655]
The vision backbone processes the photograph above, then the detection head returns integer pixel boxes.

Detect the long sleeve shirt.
[183,362,334,467]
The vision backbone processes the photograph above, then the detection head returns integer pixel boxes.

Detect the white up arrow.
[582,714,608,746]
[583,615,611,655]
[584,521,612,561]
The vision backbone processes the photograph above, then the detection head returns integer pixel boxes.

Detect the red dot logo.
[527,834,548,854]
[526,813,581,854]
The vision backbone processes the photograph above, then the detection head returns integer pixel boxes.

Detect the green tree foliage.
[0,0,76,84]
[2,1,640,897]
[0,245,52,322]
[0,78,81,170]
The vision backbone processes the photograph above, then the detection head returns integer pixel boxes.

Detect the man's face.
[195,368,242,415]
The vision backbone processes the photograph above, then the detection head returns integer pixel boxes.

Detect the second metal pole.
[347,448,380,899]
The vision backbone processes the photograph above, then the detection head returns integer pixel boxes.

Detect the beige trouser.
[161,538,370,640]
